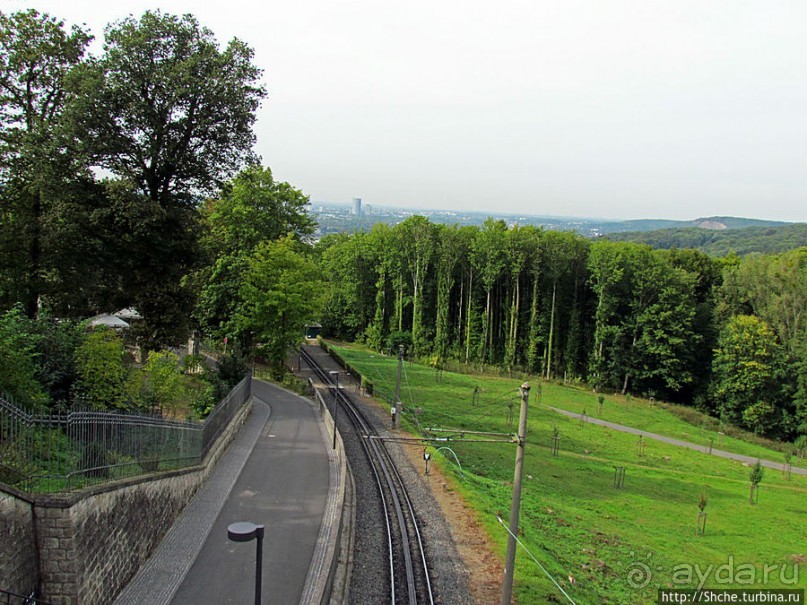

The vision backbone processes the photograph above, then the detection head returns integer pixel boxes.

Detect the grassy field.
[325,341,806,604]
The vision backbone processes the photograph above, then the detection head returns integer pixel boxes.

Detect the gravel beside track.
[298,344,473,605]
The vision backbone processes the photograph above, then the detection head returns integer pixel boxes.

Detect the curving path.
[115,380,334,605]
[549,406,806,476]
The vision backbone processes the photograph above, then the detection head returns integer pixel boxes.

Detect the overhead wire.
[496,515,578,605]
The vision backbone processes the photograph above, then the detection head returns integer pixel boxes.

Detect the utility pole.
[500,382,530,605]
[393,344,404,428]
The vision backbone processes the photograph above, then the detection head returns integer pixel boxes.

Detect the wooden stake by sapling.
[749,461,764,505]
[597,395,604,416]
[613,466,625,489]
[696,493,708,536]
[636,435,645,457]
[551,424,559,457]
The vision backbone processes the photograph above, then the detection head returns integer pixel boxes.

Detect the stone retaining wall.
[0,486,38,598]
[0,399,252,605]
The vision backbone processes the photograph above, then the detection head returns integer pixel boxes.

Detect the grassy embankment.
[326,341,806,605]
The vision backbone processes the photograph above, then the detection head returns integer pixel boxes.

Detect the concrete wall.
[0,400,251,605]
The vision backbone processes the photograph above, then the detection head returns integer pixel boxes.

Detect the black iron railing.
[0,374,251,494]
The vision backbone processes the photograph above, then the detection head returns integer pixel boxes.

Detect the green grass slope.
[326,342,806,605]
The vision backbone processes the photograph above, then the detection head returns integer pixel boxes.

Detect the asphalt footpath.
[114,380,334,605]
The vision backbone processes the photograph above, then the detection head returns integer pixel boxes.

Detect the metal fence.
[0,588,55,605]
[0,374,251,494]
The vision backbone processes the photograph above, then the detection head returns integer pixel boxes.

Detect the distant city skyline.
[312,199,799,225]
[9,0,807,223]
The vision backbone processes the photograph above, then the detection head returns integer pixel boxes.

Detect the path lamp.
[227,521,265,605]
[329,371,339,450]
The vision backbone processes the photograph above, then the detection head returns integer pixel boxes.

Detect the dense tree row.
[318,218,805,440]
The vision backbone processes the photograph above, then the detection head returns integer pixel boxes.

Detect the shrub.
[74,328,129,410]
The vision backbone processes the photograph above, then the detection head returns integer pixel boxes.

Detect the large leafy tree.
[71,11,265,204]
[711,314,790,436]
[715,249,806,436]
[237,236,324,375]
[69,11,266,346]
[396,216,436,355]
[196,166,316,340]
[318,231,379,341]
[0,10,93,316]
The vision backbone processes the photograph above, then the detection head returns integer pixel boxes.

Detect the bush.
[189,382,216,419]
[385,330,412,355]
[0,306,49,410]
[217,347,248,388]
[74,328,129,410]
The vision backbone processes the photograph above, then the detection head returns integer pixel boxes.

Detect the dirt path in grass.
[549,406,807,476]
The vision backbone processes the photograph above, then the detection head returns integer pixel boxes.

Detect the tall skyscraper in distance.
[352,197,362,215]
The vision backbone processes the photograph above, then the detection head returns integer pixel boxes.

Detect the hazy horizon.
[8,0,807,223]
[311,199,799,225]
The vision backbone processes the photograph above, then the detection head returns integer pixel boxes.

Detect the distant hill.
[605,223,807,256]
[311,202,800,249]
[593,216,790,235]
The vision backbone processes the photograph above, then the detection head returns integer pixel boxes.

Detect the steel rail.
[301,347,434,605]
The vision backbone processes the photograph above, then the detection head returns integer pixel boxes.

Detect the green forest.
[0,9,805,446]
[606,223,807,256]
[317,219,806,441]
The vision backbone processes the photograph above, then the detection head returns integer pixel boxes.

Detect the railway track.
[300,347,434,605]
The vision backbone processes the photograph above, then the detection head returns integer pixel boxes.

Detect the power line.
[495,515,578,605]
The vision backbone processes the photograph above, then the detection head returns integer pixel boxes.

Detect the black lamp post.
[227,521,265,605]
[329,370,339,450]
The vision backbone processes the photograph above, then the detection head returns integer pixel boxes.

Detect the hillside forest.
[318,220,806,441]
[0,10,804,444]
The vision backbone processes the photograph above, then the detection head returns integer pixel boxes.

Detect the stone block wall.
[0,488,38,597]
[1,398,251,604]
[32,469,202,605]
[73,471,199,604]
[34,505,78,603]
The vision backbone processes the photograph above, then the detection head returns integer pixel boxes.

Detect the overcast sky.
[8,0,807,222]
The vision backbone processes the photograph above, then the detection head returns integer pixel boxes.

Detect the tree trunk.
[545,281,557,380]
[482,287,491,362]
[527,269,541,372]
[622,330,638,394]
[465,269,474,363]
[25,189,43,318]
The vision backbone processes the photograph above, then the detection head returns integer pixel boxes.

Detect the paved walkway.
[549,406,806,476]
[115,380,335,605]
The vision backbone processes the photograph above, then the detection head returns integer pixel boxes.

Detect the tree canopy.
[70,10,265,205]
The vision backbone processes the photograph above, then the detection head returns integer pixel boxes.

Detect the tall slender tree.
[0,10,92,315]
